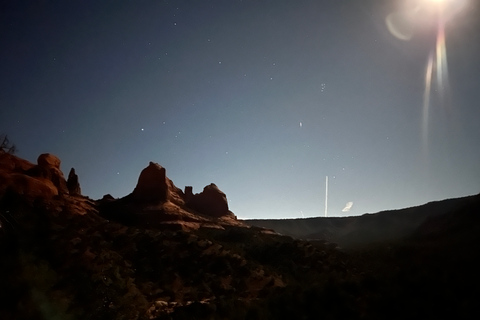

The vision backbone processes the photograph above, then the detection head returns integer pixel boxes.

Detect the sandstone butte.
[0,152,245,231]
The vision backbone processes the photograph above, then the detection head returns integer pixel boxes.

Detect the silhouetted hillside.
[246,195,479,248]
[1,152,480,319]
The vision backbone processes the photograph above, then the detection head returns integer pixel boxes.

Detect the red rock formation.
[1,173,58,199]
[131,162,168,203]
[131,162,186,206]
[0,152,61,201]
[187,183,233,218]
[184,186,194,202]
[67,168,81,195]
[37,153,61,168]
[34,153,68,194]
[0,152,35,172]
[100,161,241,230]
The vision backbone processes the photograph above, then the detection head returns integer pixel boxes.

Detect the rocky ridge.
[0,152,71,200]
[0,152,350,319]
[1,151,480,319]
[99,161,242,231]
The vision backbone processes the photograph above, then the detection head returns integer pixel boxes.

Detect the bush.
[0,134,16,154]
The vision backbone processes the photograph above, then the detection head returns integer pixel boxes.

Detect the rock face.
[0,172,59,199]
[99,161,240,230]
[34,153,68,194]
[67,168,81,195]
[0,152,67,201]
[130,161,187,207]
[0,151,34,172]
[187,183,232,218]
[131,162,168,203]
[184,186,194,202]
[37,153,61,168]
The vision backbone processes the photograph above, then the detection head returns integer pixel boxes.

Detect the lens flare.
[422,51,434,150]
[386,0,469,158]
[422,1,450,153]
[434,16,449,95]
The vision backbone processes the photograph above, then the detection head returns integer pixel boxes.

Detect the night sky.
[1,0,479,219]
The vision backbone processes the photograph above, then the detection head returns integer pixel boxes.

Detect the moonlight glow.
[1,1,479,219]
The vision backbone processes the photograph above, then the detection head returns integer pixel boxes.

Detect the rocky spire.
[131,162,168,203]
[67,168,81,196]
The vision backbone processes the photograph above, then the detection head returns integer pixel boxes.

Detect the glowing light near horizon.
[342,202,353,212]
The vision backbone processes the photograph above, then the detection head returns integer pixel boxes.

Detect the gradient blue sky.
[1,0,479,219]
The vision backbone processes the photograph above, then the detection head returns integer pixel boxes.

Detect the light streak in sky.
[422,0,450,153]
[422,51,434,150]
[324,176,328,217]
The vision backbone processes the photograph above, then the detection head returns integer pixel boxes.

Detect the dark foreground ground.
[1,191,480,319]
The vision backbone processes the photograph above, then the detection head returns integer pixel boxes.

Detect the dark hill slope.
[3,152,480,319]
[0,153,352,319]
[246,194,479,248]
[0,190,355,320]
[411,193,480,258]
[345,193,480,320]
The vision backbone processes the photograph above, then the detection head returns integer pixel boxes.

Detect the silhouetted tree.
[0,134,16,154]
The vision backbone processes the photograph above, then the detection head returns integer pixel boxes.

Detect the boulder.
[67,168,81,195]
[34,153,68,194]
[0,153,60,201]
[37,153,61,169]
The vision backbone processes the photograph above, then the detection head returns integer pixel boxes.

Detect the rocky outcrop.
[187,183,233,218]
[130,161,186,207]
[101,194,115,202]
[32,153,68,194]
[37,153,61,168]
[0,171,59,199]
[0,152,67,201]
[0,152,35,172]
[131,162,168,203]
[99,162,241,230]
[184,186,194,202]
[67,168,81,195]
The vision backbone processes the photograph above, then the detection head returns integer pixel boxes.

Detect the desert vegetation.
[0,135,16,154]
[1,151,479,319]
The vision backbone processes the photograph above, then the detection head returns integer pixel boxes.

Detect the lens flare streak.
[422,3,450,152]
[423,52,434,149]
[435,17,449,94]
